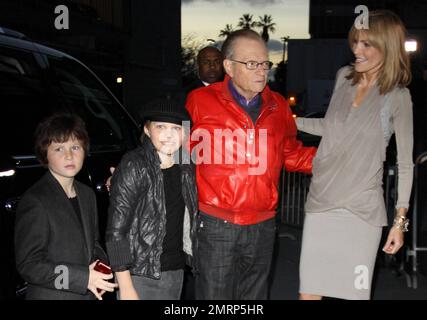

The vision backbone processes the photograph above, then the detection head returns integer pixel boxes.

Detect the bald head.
[197,46,224,84]
[221,29,266,60]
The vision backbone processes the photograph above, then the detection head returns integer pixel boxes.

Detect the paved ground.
[182,225,427,300]
[269,226,427,300]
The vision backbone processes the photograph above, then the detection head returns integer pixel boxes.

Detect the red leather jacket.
[186,76,316,225]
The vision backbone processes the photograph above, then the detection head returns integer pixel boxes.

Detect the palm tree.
[281,35,290,61]
[256,14,276,42]
[219,24,235,38]
[238,14,256,29]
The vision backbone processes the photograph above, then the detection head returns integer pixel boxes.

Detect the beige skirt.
[299,209,382,300]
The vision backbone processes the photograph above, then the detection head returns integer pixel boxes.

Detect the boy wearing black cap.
[105,98,198,300]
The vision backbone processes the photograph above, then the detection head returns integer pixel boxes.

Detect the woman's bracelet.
[393,215,409,232]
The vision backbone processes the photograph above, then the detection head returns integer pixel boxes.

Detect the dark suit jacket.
[183,78,206,98]
[15,171,107,300]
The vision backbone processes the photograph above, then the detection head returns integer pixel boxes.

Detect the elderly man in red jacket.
[186,29,316,300]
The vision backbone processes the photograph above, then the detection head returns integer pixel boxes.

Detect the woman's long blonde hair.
[347,10,411,95]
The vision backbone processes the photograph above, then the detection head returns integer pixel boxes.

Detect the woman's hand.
[382,226,404,255]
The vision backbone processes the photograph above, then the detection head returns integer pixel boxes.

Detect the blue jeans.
[127,269,184,300]
[195,212,276,300]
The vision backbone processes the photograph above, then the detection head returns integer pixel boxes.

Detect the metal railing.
[279,156,427,289]
[279,165,399,227]
[279,170,310,227]
[405,151,427,289]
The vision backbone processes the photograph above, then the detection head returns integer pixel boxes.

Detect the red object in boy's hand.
[94,260,112,293]
[94,260,112,274]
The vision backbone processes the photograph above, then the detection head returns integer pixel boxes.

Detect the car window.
[46,55,139,153]
[0,47,53,156]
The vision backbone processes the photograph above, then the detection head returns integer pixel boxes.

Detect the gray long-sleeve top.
[296,66,414,226]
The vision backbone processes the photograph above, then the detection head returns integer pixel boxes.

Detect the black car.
[0,27,141,299]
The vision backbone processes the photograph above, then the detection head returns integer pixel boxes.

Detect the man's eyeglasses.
[229,59,273,70]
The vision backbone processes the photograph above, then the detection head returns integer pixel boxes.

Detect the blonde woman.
[297,10,413,300]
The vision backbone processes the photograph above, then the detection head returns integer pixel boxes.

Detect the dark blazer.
[14,171,107,300]
[183,78,206,98]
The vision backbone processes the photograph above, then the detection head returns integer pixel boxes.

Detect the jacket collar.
[141,133,161,165]
[44,171,91,258]
[220,74,275,108]
[228,79,261,108]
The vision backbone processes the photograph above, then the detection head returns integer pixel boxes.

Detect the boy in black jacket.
[15,114,117,300]
[106,98,198,300]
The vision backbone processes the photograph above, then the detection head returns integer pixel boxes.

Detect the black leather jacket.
[105,135,198,279]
